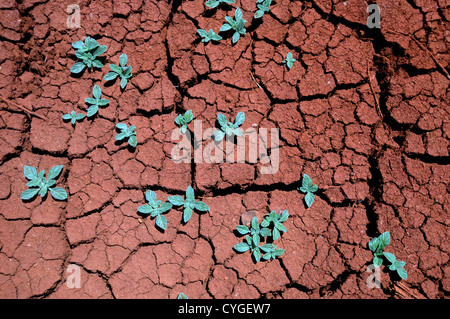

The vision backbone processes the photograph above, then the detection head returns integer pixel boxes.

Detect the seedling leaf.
[49,187,68,200]
[47,165,63,180]
[20,187,40,200]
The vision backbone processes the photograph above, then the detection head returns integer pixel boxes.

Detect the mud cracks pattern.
[0,0,448,299]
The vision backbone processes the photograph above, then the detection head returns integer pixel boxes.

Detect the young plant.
[368,231,391,268]
[260,243,285,261]
[384,252,408,280]
[298,174,318,207]
[85,84,110,117]
[254,0,272,19]
[261,210,288,240]
[104,53,132,89]
[219,7,247,44]
[175,110,193,133]
[177,292,188,299]
[62,110,85,125]
[137,190,172,230]
[70,36,107,73]
[236,216,271,247]
[234,237,282,263]
[234,235,265,262]
[282,52,296,69]
[167,186,210,224]
[212,112,245,141]
[234,214,287,263]
[205,0,235,8]
[368,232,408,280]
[197,29,222,43]
[115,123,137,148]
[20,165,68,201]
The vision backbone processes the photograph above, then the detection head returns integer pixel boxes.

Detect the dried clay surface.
[0,0,448,299]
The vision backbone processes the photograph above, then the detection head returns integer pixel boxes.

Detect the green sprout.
[115,123,137,148]
[368,231,408,280]
[137,190,172,230]
[219,7,247,44]
[197,28,222,43]
[254,0,272,19]
[282,52,296,69]
[104,53,132,89]
[85,84,110,117]
[212,112,245,141]
[62,110,85,125]
[174,110,193,133]
[205,0,235,9]
[70,37,107,73]
[167,186,210,224]
[298,174,318,207]
[20,165,68,201]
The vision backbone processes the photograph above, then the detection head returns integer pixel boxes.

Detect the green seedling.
[234,214,287,263]
[197,29,222,43]
[62,110,85,125]
[115,123,137,147]
[298,174,318,207]
[368,231,391,268]
[384,252,408,280]
[261,209,288,240]
[233,235,262,262]
[137,190,172,230]
[254,0,272,19]
[234,236,283,263]
[260,243,285,261]
[104,53,132,89]
[219,7,247,44]
[167,186,210,224]
[20,165,68,201]
[70,36,107,73]
[177,292,188,299]
[85,84,110,117]
[236,216,271,247]
[175,110,193,133]
[205,0,235,8]
[282,52,296,69]
[368,232,408,280]
[212,112,245,141]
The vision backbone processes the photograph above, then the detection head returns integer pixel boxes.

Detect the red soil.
[0,0,448,299]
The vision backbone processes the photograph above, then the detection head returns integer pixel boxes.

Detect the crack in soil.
[0,0,448,299]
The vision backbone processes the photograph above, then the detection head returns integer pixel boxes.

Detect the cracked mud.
[0,0,449,299]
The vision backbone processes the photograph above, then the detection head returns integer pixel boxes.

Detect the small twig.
[0,96,49,120]
[366,60,382,117]
[385,29,450,80]
[393,281,426,299]
[410,35,450,80]
[250,72,262,89]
